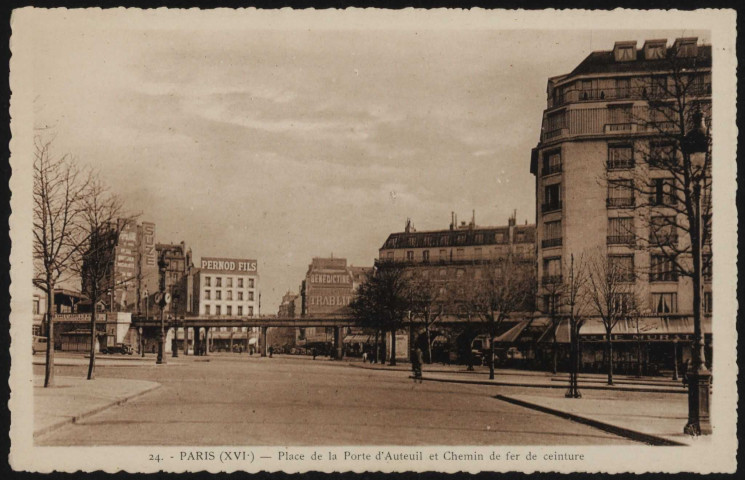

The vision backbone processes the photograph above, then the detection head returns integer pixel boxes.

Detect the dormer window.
[614,41,637,62]
[673,37,698,58]
[643,39,667,60]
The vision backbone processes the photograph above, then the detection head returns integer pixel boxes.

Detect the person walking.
[411,347,423,382]
[268,346,274,358]
[362,351,367,363]
[312,347,317,360]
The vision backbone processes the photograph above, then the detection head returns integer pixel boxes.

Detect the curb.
[33,383,162,439]
[494,394,686,446]
[417,375,686,394]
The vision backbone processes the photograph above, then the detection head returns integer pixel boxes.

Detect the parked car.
[32,335,47,354]
[101,343,134,355]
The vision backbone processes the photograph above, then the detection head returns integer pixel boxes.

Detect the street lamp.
[156,253,169,365]
[681,108,712,435]
[142,288,148,357]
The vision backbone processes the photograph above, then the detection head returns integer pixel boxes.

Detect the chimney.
[471,209,476,228]
[405,218,411,233]
[450,212,455,230]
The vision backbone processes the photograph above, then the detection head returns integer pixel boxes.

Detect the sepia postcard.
[8,7,738,474]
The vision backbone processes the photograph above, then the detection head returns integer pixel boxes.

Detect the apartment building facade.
[530,38,712,372]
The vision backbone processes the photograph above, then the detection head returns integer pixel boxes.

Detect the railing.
[607,197,635,208]
[542,163,563,176]
[541,238,562,248]
[649,234,678,245]
[607,158,635,170]
[542,275,563,285]
[604,123,637,134]
[541,201,562,213]
[548,84,711,108]
[650,272,678,282]
[607,235,636,246]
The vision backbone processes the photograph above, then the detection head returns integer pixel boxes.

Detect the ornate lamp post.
[141,288,148,357]
[681,109,712,435]
[156,253,170,365]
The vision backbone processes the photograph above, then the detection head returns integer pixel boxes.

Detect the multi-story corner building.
[377,213,536,362]
[530,38,712,371]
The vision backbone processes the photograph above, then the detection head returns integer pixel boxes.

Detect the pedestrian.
[312,347,317,360]
[269,346,274,358]
[411,347,423,382]
[681,358,690,387]
[362,351,367,363]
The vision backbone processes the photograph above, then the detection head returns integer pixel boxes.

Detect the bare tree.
[32,135,89,387]
[73,176,130,380]
[561,253,591,398]
[467,257,535,380]
[407,271,447,364]
[586,248,640,385]
[540,276,564,374]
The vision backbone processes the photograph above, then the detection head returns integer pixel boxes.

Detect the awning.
[344,334,372,344]
[537,315,712,343]
[494,321,531,344]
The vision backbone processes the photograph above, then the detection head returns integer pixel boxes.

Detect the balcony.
[542,275,563,285]
[542,127,569,142]
[607,197,635,208]
[548,84,711,109]
[607,158,635,170]
[541,164,563,176]
[607,235,635,246]
[541,238,563,248]
[604,123,638,134]
[541,201,562,213]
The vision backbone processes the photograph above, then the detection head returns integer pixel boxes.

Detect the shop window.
[651,293,677,313]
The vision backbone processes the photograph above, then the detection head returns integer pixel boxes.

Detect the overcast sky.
[20,9,709,312]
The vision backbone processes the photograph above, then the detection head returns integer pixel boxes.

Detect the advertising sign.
[200,257,258,274]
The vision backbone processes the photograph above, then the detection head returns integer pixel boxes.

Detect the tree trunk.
[425,324,432,364]
[389,327,397,366]
[44,278,55,387]
[488,332,495,380]
[87,288,97,380]
[606,332,614,385]
[374,329,379,363]
[551,335,558,374]
[637,338,643,378]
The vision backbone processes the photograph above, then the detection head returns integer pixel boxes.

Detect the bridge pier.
[193,327,201,356]
[333,326,343,360]
[260,327,267,357]
[183,327,189,356]
[204,327,210,356]
[172,327,179,358]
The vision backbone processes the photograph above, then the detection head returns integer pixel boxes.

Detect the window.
[651,293,677,313]
[238,306,243,316]
[543,220,562,248]
[227,290,233,301]
[238,278,244,288]
[543,294,560,314]
[617,78,631,98]
[227,277,233,288]
[226,306,232,316]
[204,290,211,300]
[439,235,450,246]
[546,110,566,133]
[215,305,222,316]
[456,234,466,245]
[475,233,484,244]
[607,180,634,208]
[205,305,211,315]
[650,178,677,206]
[608,255,635,281]
[542,151,562,176]
[612,293,633,314]
[474,247,482,259]
[456,248,465,260]
[650,216,677,244]
[608,145,634,169]
[248,291,254,301]
[249,278,255,288]
[645,43,666,60]
[216,290,222,300]
[649,141,676,168]
[703,291,712,314]
[407,236,416,247]
[238,291,244,301]
[439,249,447,260]
[33,299,40,315]
[406,251,414,261]
[650,254,677,282]
[216,277,222,287]
[607,217,634,245]
[608,104,632,125]
[248,306,254,316]
[422,250,430,262]
[543,184,561,212]
[454,269,464,279]
[703,254,712,282]
[615,45,635,62]
[543,257,562,284]
[205,276,211,287]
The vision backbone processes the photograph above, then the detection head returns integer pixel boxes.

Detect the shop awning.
[537,315,712,343]
[494,321,531,344]
[344,334,372,344]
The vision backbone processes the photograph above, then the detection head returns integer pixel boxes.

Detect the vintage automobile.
[32,335,47,355]
[101,343,134,355]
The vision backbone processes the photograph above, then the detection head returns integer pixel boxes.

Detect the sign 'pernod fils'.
[200,257,258,273]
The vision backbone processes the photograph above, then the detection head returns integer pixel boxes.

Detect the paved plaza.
[34,354,636,446]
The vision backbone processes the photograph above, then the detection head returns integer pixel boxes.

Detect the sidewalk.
[495,391,694,446]
[34,376,161,438]
[33,353,188,367]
